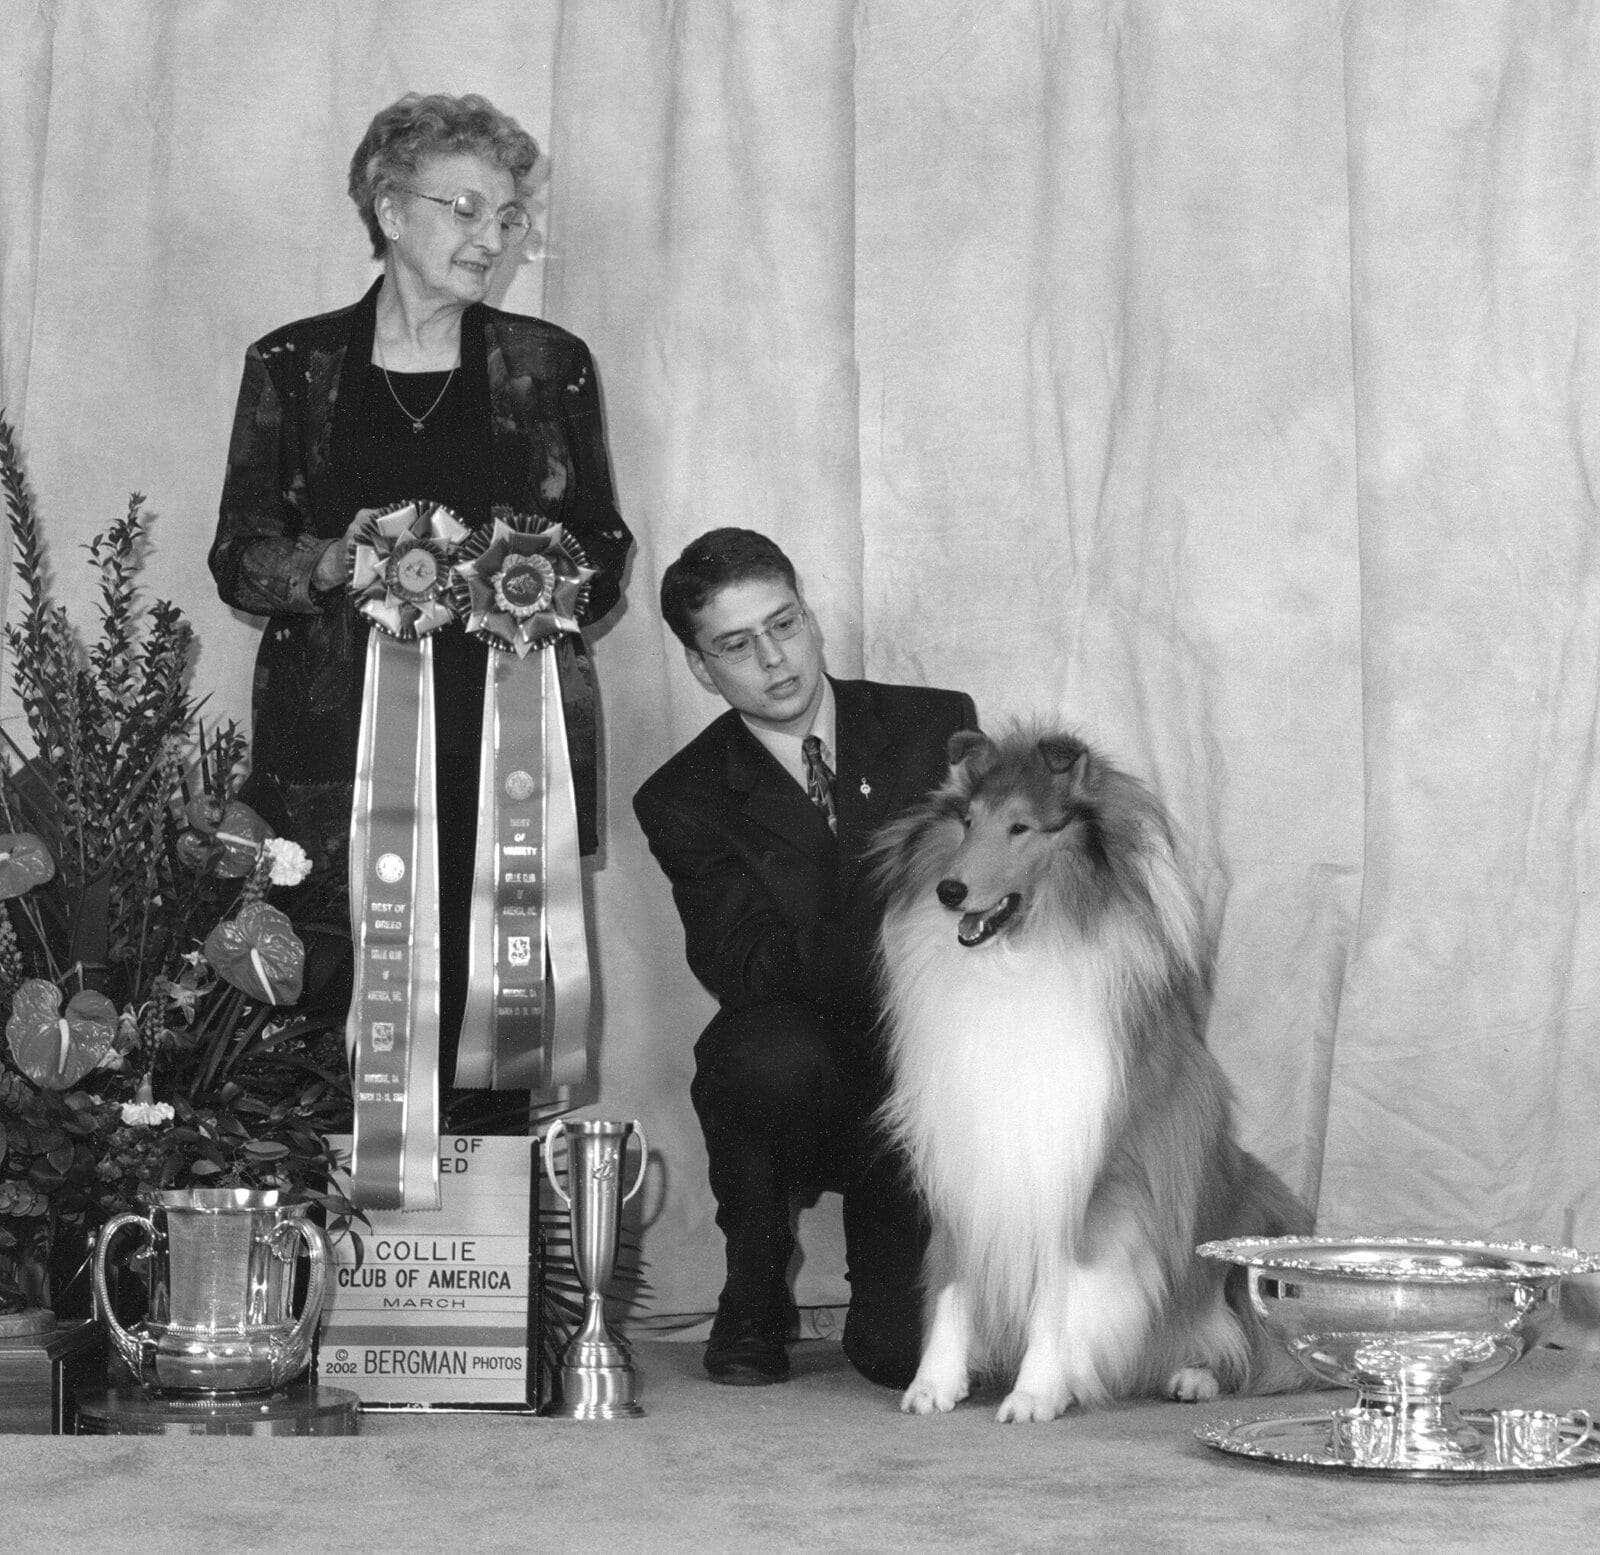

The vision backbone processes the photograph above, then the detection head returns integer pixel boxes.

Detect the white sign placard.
[317,1134,536,1408]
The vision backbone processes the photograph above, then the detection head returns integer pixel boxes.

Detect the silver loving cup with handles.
[1490,1408,1598,1468]
[92,1186,329,1396]
[541,1117,647,1419]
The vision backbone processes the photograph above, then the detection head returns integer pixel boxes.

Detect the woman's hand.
[312,509,379,592]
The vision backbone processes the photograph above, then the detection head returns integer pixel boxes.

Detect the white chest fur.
[880,898,1124,1285]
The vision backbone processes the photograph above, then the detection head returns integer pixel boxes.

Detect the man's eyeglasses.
[396,187,533,241]
[697,607,808,665]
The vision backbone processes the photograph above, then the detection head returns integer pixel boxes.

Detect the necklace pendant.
[410,419,425,435]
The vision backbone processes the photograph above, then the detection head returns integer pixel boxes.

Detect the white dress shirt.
[742,677,838,794]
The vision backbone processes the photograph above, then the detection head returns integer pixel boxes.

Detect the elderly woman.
[210,93,631,1128]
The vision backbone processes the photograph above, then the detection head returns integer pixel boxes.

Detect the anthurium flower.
[203,902,305,1005]
[175,829,214,870]
[0,832,55,899]
[184,795,227,833]
[174,800,271,876]
[211,800,273,878]
[5,980,118,1089]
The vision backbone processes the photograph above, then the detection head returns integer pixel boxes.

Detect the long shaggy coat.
[872,728,1309,1422]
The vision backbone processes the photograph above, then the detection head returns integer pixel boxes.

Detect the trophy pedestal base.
[75,1385,361,1436]
[544,1362,644,1419]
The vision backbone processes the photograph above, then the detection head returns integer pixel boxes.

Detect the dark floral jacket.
[210,278,632,856]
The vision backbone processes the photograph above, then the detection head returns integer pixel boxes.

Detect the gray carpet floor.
[4,1341,1599,1552]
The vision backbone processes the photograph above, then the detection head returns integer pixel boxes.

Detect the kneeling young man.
[634,528,977,1387]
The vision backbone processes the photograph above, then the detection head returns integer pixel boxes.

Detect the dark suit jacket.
[634,677,977,1032]
[209,277,632,853]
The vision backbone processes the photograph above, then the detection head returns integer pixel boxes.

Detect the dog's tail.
[1223,1149,1321,1395]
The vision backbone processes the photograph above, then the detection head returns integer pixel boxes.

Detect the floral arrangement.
[0,418,357,1314]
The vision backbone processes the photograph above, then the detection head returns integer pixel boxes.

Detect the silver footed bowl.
[1198,1235,1600,1469]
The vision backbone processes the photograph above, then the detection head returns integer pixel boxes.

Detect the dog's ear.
[1038,735,1091,782]
[947,730,993,772]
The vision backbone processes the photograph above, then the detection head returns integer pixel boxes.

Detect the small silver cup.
[1329,1405,1404,1467]
[1491,1408,1595,1467]
[541,1117,647,1419]
[1327,1398,1485,1468]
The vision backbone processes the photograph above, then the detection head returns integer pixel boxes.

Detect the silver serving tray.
[1197,1409,1600,1480]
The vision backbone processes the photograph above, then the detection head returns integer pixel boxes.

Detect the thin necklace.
[377,338,456,435]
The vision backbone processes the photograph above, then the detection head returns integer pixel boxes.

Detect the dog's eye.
[1009,822,1030,836]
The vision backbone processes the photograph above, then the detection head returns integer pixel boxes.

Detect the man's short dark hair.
[659,528,799,648]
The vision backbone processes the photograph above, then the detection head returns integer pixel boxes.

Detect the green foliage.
[0,415,216,1001]
[0,415,359,1308]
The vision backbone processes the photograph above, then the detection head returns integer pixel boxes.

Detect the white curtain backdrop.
[3,0,1598,1322]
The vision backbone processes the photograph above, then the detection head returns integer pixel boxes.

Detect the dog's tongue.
[957,911,989,946]
[957,894,1020,947]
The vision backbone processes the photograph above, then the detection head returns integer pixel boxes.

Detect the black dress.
[211,280,632,1130]
[344,361,501,1121]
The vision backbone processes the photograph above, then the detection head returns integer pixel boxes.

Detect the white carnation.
[263,837,313,887]
[121,1099,175,1126]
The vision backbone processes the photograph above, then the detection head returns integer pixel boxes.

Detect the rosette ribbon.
[345,499,468,1211]
[450,515,596,1098]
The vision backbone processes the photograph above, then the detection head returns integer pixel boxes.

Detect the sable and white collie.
[871,728,1310,1423]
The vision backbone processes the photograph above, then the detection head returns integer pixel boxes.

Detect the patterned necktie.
[801,734,837,835]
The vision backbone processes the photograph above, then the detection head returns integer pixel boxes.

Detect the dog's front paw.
[1166,1365,1221,1402]
[900,1371,968,1415]
[995,1387,1071,1424]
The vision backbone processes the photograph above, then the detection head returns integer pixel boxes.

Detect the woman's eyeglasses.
[396,187,532,241]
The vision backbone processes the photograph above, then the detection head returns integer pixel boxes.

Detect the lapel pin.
[860,779,872,798]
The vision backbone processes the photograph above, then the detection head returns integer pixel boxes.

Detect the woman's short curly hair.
[348,92,540,259]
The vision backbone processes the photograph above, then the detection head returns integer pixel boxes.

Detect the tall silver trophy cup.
[541,1117,648,1419]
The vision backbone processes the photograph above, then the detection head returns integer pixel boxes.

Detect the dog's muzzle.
[936,879,1022,947]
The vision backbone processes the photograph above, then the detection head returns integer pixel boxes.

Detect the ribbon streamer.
[345,500,465,1212]
[541,645,590,1095]
[452,516,595,1098]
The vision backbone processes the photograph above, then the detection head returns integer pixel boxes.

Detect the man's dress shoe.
[703,1316,790,1385]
